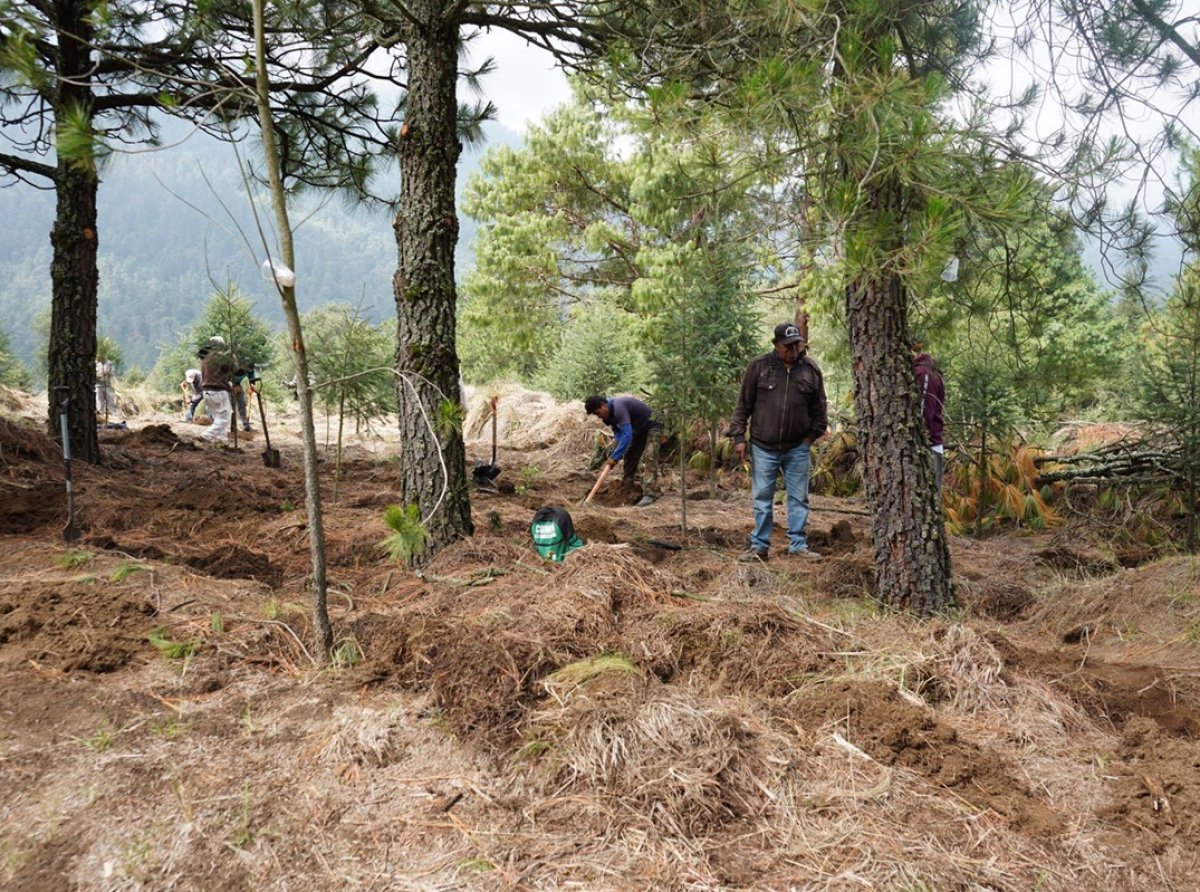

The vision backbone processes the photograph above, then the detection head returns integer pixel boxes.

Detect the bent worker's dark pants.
[622,423,662,497]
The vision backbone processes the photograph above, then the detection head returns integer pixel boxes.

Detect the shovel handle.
[583,462,613,504]
[491,395,498,465]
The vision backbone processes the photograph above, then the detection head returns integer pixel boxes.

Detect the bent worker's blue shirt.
[603,396,654,462]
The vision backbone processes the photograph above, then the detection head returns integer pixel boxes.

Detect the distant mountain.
[0,119,524,373]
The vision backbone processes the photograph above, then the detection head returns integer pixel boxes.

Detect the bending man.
[584,394,662,507]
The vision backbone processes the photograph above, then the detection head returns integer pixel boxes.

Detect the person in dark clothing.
[728,321,828,562]
[232,367,254,432]
[912,334,946,490]
[585,394,663,507]
[200,336,238,445]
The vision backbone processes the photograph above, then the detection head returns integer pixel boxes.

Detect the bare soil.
[3,387,1200,889]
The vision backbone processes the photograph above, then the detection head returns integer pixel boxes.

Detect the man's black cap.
[773,322,805,345]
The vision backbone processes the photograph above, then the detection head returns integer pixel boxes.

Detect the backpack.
[530,506,585,563]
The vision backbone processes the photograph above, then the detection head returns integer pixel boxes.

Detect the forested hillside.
[0,120,516,372]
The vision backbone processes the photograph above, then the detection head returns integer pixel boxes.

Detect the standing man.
[728,321,828,562]
[232,366,255,432]
[584,394,663,507]
[94,358,120,423]
[912,333,946,490]
[200,336,238,446]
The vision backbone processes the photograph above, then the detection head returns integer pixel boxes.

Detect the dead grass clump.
[626,601,838,696]
[1023,556,1200,659]
[960,576,1037,620]
[464,386,597,468]
[524,679,797,837]
[419,537,532,577]
[549,543,677,607]
[910,623,1013,713]
[709,561,780,600]
[312,705,406,769]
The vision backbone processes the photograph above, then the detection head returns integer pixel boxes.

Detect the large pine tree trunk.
[846,185,954,614]
[392,1,473,555]
[47,0,100,464]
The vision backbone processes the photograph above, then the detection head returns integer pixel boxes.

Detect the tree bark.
[392,0,473,556]
[253,0,333,658]
[47,0,100,464]
[846,186,954,615]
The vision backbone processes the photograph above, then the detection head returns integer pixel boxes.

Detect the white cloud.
[463,30,573,133]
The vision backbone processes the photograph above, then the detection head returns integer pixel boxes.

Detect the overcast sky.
[466,30,573,134]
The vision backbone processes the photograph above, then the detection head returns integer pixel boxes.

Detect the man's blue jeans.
[749,442,812,553]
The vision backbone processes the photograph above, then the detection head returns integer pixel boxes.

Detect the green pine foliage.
[302,304,393,429]
[0,326,31,389]
[537,300,645,400]
[151,286,276,394]
[459,100,635,385]
[1136,145,1200,550]
[379,503,430,563]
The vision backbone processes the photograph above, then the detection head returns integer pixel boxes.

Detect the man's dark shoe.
[737,548,768,563]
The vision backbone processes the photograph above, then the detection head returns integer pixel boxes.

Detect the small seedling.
[148,627,199,661]
[110,561,147,583]
[55,549,91,569]
[280,499,296,512]
[211,612,225,635]
[150,717,189,740]
[487,510,503,532]
[331,637,361,668]
[458,857,495,874]
[378,503,430,562]
[515,464,541,495]
[241,704,260,736]
[83,727,115,752]
[264,600,282,620]
[71,574,100,585]
[232,784,254,848]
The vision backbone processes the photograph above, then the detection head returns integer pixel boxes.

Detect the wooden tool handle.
[584,462,613,503]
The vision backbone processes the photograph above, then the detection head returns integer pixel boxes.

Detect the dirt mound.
[1036,543,1118,575]
[0,417,59,465]
[962,578,1037,620]
[0,480,66,534]
[0,578,156,672]
[1101,717,1200,847]
[111,423,185,449]
[786,679,1060,835]
[186,544,282,586]
[1021,556,1200,663]
[815,550,876,598]
[1012,644,1200,737]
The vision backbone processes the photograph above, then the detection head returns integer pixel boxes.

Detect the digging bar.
[54,386,82,542]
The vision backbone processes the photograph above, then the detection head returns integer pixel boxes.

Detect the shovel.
[54,386,82,542]
[472,395,502,489]
[582,461,614,504]
[255,384,281,468]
